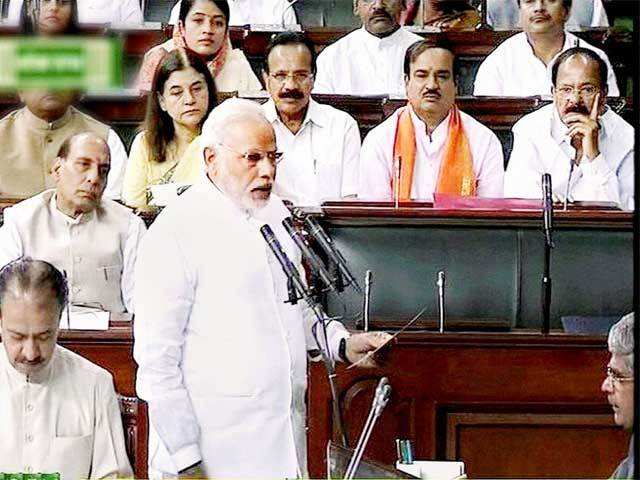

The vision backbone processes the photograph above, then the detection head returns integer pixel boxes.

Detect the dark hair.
[0,258,68,317]
[57,131,110,161]
[403,38,459,82]
[179,0,230,30]
[263,31,317,74]
[144,48,217,164]
[20,0,80,34]
[551,47,609,90]
[516,0,572,9]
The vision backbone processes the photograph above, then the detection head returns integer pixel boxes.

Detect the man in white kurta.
[134,98,388,477]
[0,132,145,312]
[487,0,609,30]
[169,0,297,26]
[314,0,422,96]
[505,48,634,210]
[262,32,360,205]
[359,40,504,200]
[0,258,132,479]
[5,0,143,26]
[474,0,619,97]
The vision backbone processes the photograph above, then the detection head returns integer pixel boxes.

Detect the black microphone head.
[282,217,295,232]
[260,224,275,240]
[542,173,552,192]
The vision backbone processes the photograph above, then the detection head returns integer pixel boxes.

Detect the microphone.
[362,270,372,332]
[303,216,363,294]
[260,224,313,304]
[564,136,582,210]
[542,174,554,248]
[282,217,337,293]
[436,270,445,333]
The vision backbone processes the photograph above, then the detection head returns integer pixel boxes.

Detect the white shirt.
[314,26,422,97]
[169,0,297,26]
[359,106,504,200]
[134,178,348,477]
[263,98,361,205]
[487,0,609,30]
[6,0,143,26]
[0,191,145,312]
[0,345,133,479]
[104,129,128,200]
[473,31,620,97]
[505,103,634,210]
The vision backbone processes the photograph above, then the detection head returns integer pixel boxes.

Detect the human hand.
[565,93,601,162]
[345,331,393,368]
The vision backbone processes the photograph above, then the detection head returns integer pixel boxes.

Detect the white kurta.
[487,0,609,30]
[0,346,133,479]
[358,106,504,200]
[169,0,297,26]
[473,31,620,97]
[134,178,348,477]
[263,98,361,206]
[6,0,143,26]
[314,26,422,97]
[0,190,145,312]
[505,103,634,210]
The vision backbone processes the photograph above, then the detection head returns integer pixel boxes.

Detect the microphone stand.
[541,174,555,334]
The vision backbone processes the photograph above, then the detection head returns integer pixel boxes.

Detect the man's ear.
[203,146,217,168]
[262,70,270,88]
[51,157,64,180]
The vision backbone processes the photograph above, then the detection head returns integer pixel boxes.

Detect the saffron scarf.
[392,105,476,200]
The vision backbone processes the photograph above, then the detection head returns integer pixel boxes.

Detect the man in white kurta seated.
[169,0,297,26]
[134,98,389,478]
[0,132,146,313]
[4,0,143,26]
[313,0,422,96]
[487,0,609,30]
[262,31,360,205]
[0,258,133,478]
[359,39,504,200]
[0,90,127,199]
[505,48,634,210]
[474,0,619,97]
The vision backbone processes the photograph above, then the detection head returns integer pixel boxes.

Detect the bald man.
[134,98,388,478]
[0,132,146,313]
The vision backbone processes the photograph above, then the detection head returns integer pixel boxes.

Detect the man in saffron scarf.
[358,39,504,201]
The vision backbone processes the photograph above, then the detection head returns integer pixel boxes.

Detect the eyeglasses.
[268,72,314,85]
[605,366,634,386]
[556,85,599,98]
[218,143,284,167]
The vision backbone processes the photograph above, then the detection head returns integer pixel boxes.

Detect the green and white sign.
[0,37,123,90]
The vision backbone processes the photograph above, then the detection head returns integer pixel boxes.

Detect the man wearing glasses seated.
[601,313,634,479]
[262,32,361,206]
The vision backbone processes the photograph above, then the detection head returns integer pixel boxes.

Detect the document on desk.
[60,306,110,331]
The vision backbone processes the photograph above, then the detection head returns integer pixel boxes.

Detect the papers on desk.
[396,460,466,480]
[60,306,110,331]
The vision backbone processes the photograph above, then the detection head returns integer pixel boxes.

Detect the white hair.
[200,98,268,152]
[608,312,634,374]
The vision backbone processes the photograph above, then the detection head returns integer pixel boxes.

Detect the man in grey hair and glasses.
[601,312,634,479]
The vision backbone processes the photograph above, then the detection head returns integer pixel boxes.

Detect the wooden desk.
[307,331,630,478]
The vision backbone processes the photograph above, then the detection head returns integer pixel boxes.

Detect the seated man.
[487,0,609,30]
[169,0,297,26]
[5,0,143,26]
[262,32,360,205]
[505,48,634,210]
[0,258,133,478]
[314,0,422,96]
[0,90,127,199]
[474,0,619,97]
[601,313,634,478]
[0,132,146,313]
[359,39,504,200]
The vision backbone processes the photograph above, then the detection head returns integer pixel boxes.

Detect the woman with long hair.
[123,48,217,210]
[136,0,261,93]
[20,0,80,34]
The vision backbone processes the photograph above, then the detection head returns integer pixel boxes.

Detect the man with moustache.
[359,39,504,200]
[0,132,146,313]
[0,258,133,478]
[262,32,361,205]
[505,48,634,210]
[486,0,609,30]
[314,0,422,96]
[474,0,619,97]
[134,98,390,478]
[601,313,634,478]
[0,90,127,199]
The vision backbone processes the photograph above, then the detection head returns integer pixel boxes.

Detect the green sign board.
[0,37,122,90]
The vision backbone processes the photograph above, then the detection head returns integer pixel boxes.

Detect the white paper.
[60,306,110,331]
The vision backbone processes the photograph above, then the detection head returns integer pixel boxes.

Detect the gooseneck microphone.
[542,173,554,248]
[303,216,363,294]
[282,217,337,293]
